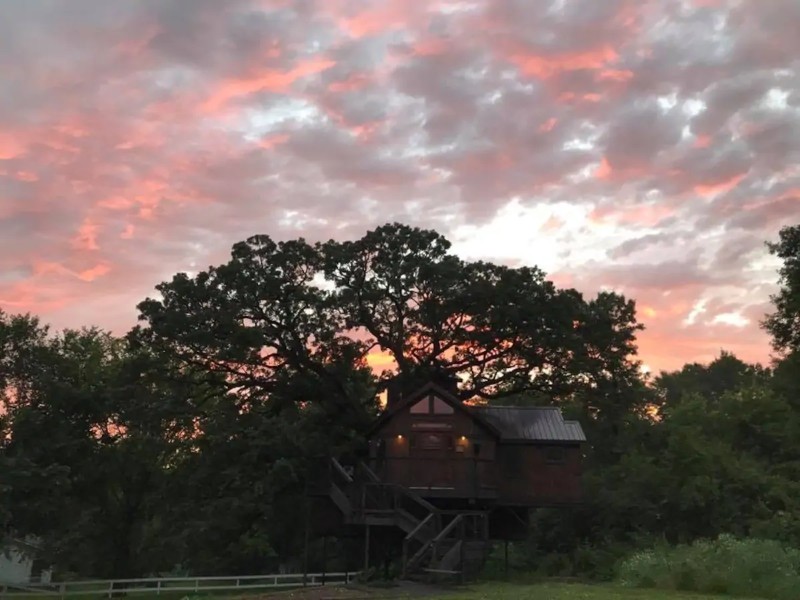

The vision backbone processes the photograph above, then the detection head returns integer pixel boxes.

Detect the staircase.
[312,458,491,580]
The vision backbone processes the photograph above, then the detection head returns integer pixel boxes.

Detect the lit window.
[410,399,429,414]
[432,396,454,414]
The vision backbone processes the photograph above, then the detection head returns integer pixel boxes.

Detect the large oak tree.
[138,223,645,421]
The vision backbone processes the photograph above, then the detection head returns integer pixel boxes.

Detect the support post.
[504,539,509,580]
[459,519,466,584]
[364,525,371,572]
[322,536,328,586]
[303,478,311,587]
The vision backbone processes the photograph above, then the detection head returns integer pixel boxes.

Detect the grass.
[240,581,768,599]
[433,582,767,599]
[617,535,800,600]
[8,581,767,600]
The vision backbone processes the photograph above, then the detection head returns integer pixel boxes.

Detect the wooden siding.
[368,392,583,506]
[369,394,498,499]
[496,444,582,505]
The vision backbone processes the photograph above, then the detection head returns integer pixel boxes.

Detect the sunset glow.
[1,0,798,373]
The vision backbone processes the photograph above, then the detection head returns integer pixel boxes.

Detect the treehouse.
[309,379,586,580]
[367,381,585,508]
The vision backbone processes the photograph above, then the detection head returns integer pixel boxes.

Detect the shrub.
[617,534,800,600]
[480,540,638,582]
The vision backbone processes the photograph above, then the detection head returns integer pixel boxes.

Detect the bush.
[480,540,637,582]
[617,534,800,600]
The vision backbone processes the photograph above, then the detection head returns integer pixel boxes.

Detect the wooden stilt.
[303,477,311,588]
[459,518,466,584]
[364,525,371,572]
[504,539,509,580]
[322,536,328,586]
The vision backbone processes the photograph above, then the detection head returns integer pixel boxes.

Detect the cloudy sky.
[1,0,798,373]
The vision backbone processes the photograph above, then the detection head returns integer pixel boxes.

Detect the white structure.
[0,539,51,585]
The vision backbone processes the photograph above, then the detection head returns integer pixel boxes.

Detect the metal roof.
[469,406,586,443]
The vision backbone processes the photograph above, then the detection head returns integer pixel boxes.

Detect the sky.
[0,0,798,374]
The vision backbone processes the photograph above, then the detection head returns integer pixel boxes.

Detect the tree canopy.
[2,220,799,580]
[763,224,800,355]
[138,223,644,410]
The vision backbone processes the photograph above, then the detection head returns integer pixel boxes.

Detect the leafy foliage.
[321,223,644,404]
[763,224,800,355]
[2,220,800,583]
[618,535,800,600]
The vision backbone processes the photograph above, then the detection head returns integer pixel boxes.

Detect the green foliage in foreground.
[618,535,800,600]
[428,582,762,600]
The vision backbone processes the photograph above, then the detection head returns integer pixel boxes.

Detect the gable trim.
[366,381,501,439]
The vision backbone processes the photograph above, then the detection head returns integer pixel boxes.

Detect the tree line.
[1,222,799,579]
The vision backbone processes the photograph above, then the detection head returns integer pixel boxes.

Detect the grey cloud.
[607,233,676,260]
[0,0,797,372]
[588,258,716,291]
[603,100,685,170]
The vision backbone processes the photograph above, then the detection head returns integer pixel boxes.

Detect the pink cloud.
[597,69,634,82]
[120,224,135,239]
[694,134,712,149]
[589,203,674,228]
[507,46,619,80]
[0,0,796,374]
[72,218,100,251]
[77,263,111,282]
[694,173,747,197]
[594,157,613,180]
[202,57,336,113]
[0,133,27,159]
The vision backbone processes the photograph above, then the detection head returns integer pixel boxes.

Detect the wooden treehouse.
[308,379,586,581]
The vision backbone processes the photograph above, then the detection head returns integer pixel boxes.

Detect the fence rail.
[0,571,359,598]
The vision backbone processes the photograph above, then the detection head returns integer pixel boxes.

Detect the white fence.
[0,571,359,598]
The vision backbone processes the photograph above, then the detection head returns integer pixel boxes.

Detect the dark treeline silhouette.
[2,222,799,580]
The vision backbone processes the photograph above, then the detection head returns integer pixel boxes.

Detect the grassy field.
[432,582,764,599]
[5,581,766,600]
[248,581,766,599]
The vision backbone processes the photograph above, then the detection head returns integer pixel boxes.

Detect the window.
[409,394,454,415]
[544,446,566,465]
[432,396,454,414]
[473,442,482,458]
[409,399,430,414]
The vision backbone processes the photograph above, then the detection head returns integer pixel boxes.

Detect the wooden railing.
[310,457,490,579]
[371,456,499,494]
[401,510,489,578]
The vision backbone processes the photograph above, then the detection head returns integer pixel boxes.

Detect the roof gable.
[367,382,501,438]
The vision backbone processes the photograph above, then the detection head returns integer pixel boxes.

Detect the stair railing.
[355,460,381,483]
[354,461,438,522]
[429,513,464,565]
[403,513,465,576]
[394,485,438,521]
[401,512,437,577]
[330,457,354,485]
[404,512,436,542]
